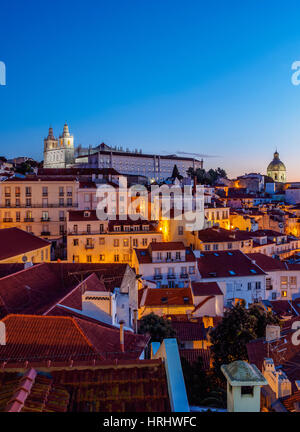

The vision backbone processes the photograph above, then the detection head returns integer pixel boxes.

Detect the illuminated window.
[281,290,287,297]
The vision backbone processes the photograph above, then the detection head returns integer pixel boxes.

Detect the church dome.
[267,151,286,172]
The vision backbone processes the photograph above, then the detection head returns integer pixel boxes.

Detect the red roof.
[179,349,211,369]
[192,281,223,296]
[198,227,252,243]
[0,228,50,261]
[197,250,266,278]
[0,262,130,318]
[171,321,206,341]
[246,253,287,271]
[149,241,186,251]
[135,246,196,264]
[140,287,193,307]
[0,314,148,365]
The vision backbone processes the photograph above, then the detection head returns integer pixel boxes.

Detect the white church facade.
[43,123,75,168]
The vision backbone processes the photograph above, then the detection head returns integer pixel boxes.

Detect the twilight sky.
[1,0,300,179]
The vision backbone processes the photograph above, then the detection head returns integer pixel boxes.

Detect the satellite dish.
[22,255,28,263]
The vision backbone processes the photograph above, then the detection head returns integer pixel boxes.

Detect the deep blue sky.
[1,0,300,179]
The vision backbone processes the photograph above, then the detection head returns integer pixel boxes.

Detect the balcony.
[41,217,51,222]
[167,274,176,280]
[85,244,95,249]
[3,218,13,222]
[180,273,189,279]
[24,218,34,222]
[0,203,79,209]
[4,193,11,197]
[41,231,50,236]
[154,275,162,280]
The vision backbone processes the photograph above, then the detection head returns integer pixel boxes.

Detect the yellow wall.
[0,245,51,263]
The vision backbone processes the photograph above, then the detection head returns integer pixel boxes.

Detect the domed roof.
[267,151,286,172]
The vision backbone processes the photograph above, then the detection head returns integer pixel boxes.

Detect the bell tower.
[43,123,75,168]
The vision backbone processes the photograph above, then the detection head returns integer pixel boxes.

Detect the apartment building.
[0,176,79,239]
[133,241,199,289]
[197,250,267,307]
[67,210,162,264]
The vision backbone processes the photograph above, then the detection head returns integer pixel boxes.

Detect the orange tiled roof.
[0,228,50,261]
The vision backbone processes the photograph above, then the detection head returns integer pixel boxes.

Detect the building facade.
[43,124,75,168]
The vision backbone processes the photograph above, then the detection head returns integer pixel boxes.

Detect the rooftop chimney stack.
[119,320,125,352]
[133,309,138,333]
[0,321,6,345]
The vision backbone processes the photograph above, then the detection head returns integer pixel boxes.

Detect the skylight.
[228,270,236,275]
[250,269,257,274]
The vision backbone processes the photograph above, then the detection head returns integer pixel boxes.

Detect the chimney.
[0,321,5,345]
[119,320,125,352]
[266,324,280,342]
[193,175,197,196]
[133,309,138,333]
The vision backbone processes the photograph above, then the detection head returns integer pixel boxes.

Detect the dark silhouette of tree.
[187,167,227,185]
[138,313,176,343]
[210,301,280,379]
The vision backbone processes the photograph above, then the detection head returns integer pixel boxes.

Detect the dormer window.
[176,252,181,260]
[84,211,90,218]
[114,226,121,232]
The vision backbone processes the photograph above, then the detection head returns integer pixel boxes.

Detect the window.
[42,211,49,221]
[87,224,91,233]
[142,238,148,246]
[123,239,129,247]
[154,268,161,276]
[247,282,252,290]
[290,276,297,285]
[255,281,261,290]
[15,187,20,197]
[266,278,272,290]
[73,224,78,233]
[86,255,92,263]
[67,186,72,196]
[4,186,11,197]
[99,224,104,233]
[272,292,277,300]
[15,198,20,207]
[114,239,119,247]
[189,266,195,275]
[99,237,105,245]
[228,243,232,249]
[178,226,183,235]
[67,198,72,206]
[59,211,65,221]
[123,254,129,262]
[59,225,64,235]
[59,187,64,196]
[241,386,254,397]
[281,290,287,298]
[176,252,181,260]
[205,244,211,251]
[114,254,119,262]
[42,187,48,196]
[25,187,31,196]
[133,238,138,247]
[166,252,171,260]
[16,212,20,222]
[59,198,64,206]
[99,254,105,261]
[280,276,288,286]
[73,239,79,246]
[213,244,219,251]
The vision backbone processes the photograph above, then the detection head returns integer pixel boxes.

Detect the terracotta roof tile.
[197,250,266,278]
[192,281,223,296]
[141,287,193,307]
[0,228,50,261]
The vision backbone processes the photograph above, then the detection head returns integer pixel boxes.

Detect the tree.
[187,167,227,186]
[181,356,226,407]
[171,164,183,180]
[210,301,280,378]
[138,313,176,343]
